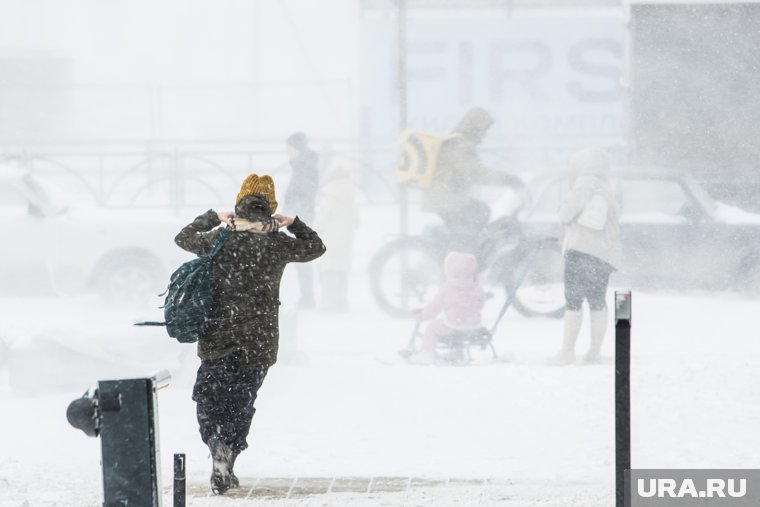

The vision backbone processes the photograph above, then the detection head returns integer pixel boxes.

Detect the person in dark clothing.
[284,132,320,307]
[174,179,325,494]
[284,132,319,221]
[422,107,524,250]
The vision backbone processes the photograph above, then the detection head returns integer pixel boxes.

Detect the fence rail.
[0,139,627,212]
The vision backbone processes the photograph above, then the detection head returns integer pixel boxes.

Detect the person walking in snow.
[409,251,486,363]
[283,132,320,308]
[174,173,325,494]
[553,149,621,365]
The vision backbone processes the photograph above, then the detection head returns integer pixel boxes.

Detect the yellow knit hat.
[236,173,278,213]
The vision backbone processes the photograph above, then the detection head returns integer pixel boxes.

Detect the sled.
[398,238,557,365]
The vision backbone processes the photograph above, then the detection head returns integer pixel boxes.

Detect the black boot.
[229,451,240,488]
[208,436,233,494]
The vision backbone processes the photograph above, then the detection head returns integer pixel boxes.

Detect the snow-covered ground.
[1,284,759,506]
[1,204,759,506]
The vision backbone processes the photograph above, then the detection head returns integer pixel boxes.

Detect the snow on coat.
[174,209,325,367]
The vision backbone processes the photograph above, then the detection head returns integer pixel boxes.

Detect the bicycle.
[368,211,566,320]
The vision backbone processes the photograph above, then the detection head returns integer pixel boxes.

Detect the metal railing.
[1,139,627,212]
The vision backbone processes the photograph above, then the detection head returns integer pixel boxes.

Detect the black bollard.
[615,291,631,507]
[66,370,170,507]
[99,375,165,507]
[174,453,186,507]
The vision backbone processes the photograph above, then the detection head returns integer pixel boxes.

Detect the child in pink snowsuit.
[415,251,486,360]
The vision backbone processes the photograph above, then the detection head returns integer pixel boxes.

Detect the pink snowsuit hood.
[419,252,485,329]
[444,251,478,286]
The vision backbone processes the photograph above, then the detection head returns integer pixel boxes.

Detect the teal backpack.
[136,227,231,343]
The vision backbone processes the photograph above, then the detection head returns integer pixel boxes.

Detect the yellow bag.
[395,131,460,189]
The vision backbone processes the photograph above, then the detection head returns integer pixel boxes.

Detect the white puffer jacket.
[559,151,622,270]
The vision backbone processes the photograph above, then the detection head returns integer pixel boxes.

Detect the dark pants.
[438,199,491,253]
[564,250,614,312]
[192,351,268,454]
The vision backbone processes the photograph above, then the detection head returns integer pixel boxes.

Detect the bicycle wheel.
[369,238,444,318]
[512,240,566,319]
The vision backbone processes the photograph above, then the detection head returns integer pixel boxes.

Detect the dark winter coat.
[174,209,325,368]
[422,107,523,214]
[283,150,319,222]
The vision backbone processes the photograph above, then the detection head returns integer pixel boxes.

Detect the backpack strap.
[206,226,231,258]
[133,226,231,330]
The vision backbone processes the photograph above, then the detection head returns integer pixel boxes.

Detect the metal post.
[615,291,632,507]
[396,0,409,309]
[396,0,408,221]
[173,454,186,507]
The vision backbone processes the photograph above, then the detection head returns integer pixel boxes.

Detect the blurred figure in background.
[553,149,621,365]
[410,251,486,364]
[422,107,524,249]
[284,132,320,308]
[315,166,359,311]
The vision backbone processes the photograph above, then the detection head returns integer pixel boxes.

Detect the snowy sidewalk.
[178,476,610,506]
[185,477,505,499]
[2,291,760,506]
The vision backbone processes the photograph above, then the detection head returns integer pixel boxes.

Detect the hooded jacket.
[174,199,326,367]
[418,252,486,329]
[559,149,622,270]
[422,107,522,214]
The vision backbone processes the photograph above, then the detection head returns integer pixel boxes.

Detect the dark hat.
[452,107,494,142]
[286,132,309,151]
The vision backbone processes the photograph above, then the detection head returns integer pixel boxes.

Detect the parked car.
[0,165,195,303]
[519,170,760,295]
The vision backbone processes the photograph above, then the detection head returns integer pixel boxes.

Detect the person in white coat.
[315,166,360,311]
[553,148,622,365]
